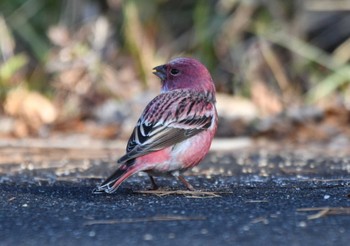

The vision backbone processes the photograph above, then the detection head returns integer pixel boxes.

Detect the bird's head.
[153,57,215,93]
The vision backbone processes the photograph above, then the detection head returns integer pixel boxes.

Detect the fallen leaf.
[4,87,58,134]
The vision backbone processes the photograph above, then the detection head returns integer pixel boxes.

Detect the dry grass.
[84,215,206,226]
[297,207,350,220]
[134,189,231,198]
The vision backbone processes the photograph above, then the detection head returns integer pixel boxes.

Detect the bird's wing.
[117,90,215,164]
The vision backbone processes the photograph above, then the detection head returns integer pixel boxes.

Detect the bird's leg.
[148,175,159,190]
[177,175,195,191]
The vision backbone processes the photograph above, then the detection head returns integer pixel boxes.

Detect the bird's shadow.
[1,175,229,202]
[1,178,138,203]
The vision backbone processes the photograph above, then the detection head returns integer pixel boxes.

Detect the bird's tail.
[93,160,140,194]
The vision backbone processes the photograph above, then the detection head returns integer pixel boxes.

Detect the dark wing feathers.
[118,90,214,164]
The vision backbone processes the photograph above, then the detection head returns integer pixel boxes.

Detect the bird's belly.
[144,130,213,175]
[172,130,213,168]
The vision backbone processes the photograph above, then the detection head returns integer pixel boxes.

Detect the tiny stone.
[88,231,96,237]
[298,221,307,228]
[22,203,28,207]
[324,195,330,199]
[242,225,250,231]
[143,234,153,241]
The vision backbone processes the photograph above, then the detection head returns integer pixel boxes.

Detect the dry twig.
[84,215,206,226]
[134,190,230,198]
[244,199,268,203]
[297,207,350,220]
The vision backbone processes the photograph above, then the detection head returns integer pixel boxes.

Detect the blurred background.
[0,0,350,146]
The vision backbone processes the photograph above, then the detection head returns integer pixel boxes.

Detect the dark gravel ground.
[0,146,350,246]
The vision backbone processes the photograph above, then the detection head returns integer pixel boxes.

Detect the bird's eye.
[170,68,180,76]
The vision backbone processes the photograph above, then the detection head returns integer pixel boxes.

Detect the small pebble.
[242,225,250,231]
[298,221,307,228]
[143,234,153,241]
[324,195,330,199]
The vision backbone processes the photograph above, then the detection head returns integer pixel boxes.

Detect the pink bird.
[93,57,218,194]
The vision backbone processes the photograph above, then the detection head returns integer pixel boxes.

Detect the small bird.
[93,57,218,194]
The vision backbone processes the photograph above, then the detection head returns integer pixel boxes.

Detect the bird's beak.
[152,65,167,81]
